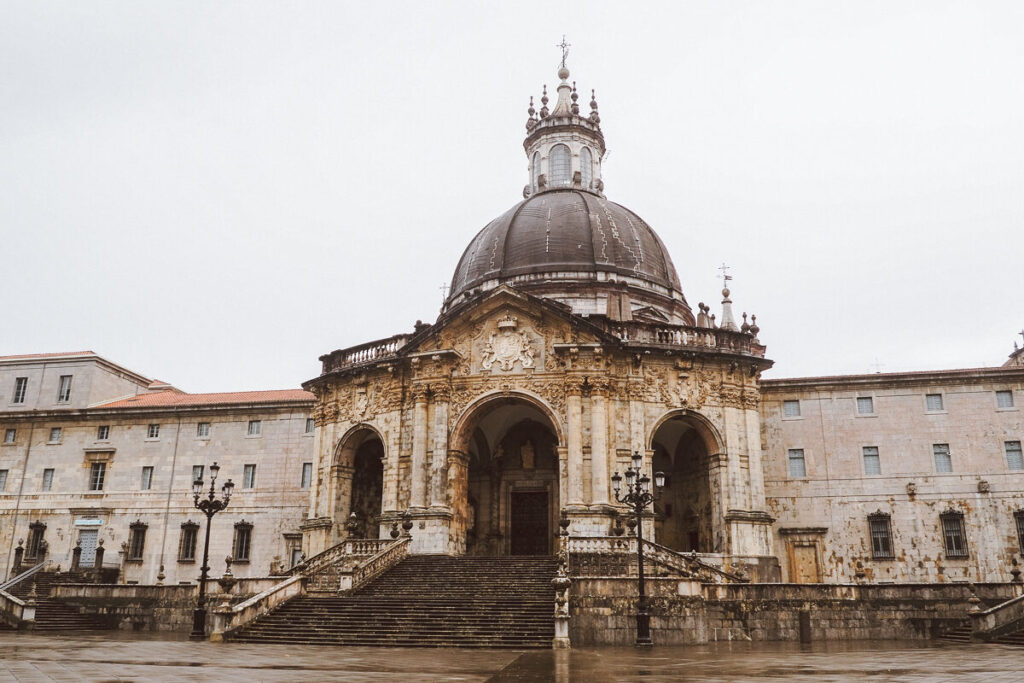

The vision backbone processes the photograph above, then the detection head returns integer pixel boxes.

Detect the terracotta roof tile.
[97,389,314,409]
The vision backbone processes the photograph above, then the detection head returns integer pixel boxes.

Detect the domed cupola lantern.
[523,49,606,198]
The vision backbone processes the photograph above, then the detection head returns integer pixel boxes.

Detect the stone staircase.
[5,570,112,632]
[230,555,556,648]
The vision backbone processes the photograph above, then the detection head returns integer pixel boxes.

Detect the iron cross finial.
[557,35,571,68]
[718,262,732,288]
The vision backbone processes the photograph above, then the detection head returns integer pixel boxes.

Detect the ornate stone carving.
[481,315,536,372]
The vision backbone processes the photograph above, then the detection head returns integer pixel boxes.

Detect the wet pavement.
[0,632,1022,681]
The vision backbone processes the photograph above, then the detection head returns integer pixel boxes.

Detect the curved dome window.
[549,144,571,187]
[580,147,593,189]
[532,152,541,190]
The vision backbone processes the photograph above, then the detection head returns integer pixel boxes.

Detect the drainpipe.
[4,422,35,582]
[156,416,183,583]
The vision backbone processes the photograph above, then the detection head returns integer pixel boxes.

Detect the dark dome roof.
[448,189,682,302]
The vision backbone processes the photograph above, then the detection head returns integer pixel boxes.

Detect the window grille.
[940,511,968,558]
[857,397,874,414]
[868,513,894,559]
[1015,511,1024,554]
[926,393,944,411]
[1007,441,1024,471]
[128,521,147,560]
[783,400,801,418]
[549,144,571,187]
[997,390,1014,408]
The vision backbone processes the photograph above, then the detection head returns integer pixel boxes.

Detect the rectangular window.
[3,429,15,444]
[41,468,54,492]
[857,397,874,415]
[1007,441,1024,471]
[941,511,968,558]
[862,446,881,475]
[192,465,204,483]
[243,464,257,489]
[926,393,944,411]
[1016,511,1024,554]
[997,390,1015,408]
[787,449,807,478]
[140,466,153,490]
[48,427,62,443]
[12,377,27,404]
[933,443,952,473]
[89,462,106,491]
[301,462,313,489]
[0,469,7,490]
[26,523,46,560]
[178,523,199,562]
[247,420,261,436]
[57,375,72,403]
[233,522,253,561]
[305,418,315,434]
[147,424,160,439]
[196,422,210,438]
[783,400,801,418]
[97,425,109,440]
[869,514,894,559]
[128,523,147,561]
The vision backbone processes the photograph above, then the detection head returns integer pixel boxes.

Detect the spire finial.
[540,85,549,118]
[557,35,571,69]
[718,264,738,331]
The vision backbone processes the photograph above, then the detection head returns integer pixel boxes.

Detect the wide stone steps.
[5,570,112,632]
[229,555,557,648]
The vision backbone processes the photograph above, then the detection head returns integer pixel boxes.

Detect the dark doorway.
[510,491,549,555]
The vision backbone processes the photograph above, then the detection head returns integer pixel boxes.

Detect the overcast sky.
[2,2,1022,392]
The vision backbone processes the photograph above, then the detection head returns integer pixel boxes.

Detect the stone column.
[384,417,402,512]
[446,450,471,554]
[590,388,609,506]
[430,387,450,509]
[566,380,584,506]
[411,388,429,509]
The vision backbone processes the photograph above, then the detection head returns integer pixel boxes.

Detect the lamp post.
[189,461,234,641]
[612,450,665,648]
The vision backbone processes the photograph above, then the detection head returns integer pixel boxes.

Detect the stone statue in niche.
[521,440,535,469]
[481,314,536,371]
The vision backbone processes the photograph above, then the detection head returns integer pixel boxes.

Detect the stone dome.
[447,189,684,311]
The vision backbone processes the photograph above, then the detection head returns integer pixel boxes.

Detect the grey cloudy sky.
[2,1,1022,392]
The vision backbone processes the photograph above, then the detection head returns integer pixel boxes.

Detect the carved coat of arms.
[481,314,536,371]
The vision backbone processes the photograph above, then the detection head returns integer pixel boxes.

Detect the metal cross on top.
[718,262,733,288]
[557,35,571,67]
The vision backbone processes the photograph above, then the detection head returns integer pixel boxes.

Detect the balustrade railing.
[321,334,413,373]
[347,537,410,594]
[607,322,765,358]
[287,538,391,578]
[566,536,747,584]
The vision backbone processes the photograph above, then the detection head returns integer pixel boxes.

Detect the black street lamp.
[189,461,234,641]
[612,450,666,648]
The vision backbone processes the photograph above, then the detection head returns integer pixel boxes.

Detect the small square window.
[97,425,110,441]
[243,464,256,489]
[247,420,261,437]
[856,397,874,415]
[787,449,806,478]
[862,446,881,475]
[48,427,62,443]
[141,466,153,491]
[301,462,313,489]
[147,424,160,439]
[783,400,801,418]
[869,514,894,559]
[305,418,315,434]
[89,462,106,491]
[0,469,7,490]
[997,390,1014,409]
[57,375,72,403]
[926,393,944,411]
[196,422,210,438]
[933,444,952,473]
[12,377,27,404]
[41,468,54,492]
[1006,441,1024,471]
[3,429,15,444]
[192,465,204,483]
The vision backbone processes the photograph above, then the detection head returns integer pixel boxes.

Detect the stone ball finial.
[558,66,570,81]
[722,287,730,298]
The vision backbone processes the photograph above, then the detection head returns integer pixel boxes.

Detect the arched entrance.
[333,425,384,540]
[453,394,562,556]
[650,412,721,553]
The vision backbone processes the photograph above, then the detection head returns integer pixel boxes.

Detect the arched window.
[549,144,571,187]
[531,152,541,190]
[580,147,593,189]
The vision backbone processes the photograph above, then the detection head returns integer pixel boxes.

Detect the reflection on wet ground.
[0,632,1021,682]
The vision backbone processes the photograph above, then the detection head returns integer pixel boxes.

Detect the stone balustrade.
[344,537,411,594]
[0,588,33,629]
[970,587,1024,641]
[320,334,413,373]
[566,536,747,584]
[608,322,765,358]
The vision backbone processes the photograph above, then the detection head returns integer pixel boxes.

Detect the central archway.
[452,393,562,556]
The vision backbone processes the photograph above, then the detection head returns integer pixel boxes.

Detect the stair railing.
[0,560,50,593]
[971,590,1024,642]
[0,588,34,629]
[286,538,393,578]
[212,574,306,642]
[564,536,748,583]
[343,537,411,594]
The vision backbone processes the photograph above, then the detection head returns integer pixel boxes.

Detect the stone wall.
[569,577,1023,646]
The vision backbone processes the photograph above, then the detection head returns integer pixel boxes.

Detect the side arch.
[450,389,565,455]
[647,409,725,455]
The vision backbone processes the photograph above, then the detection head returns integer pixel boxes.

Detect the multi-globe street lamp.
[189,461,234,641]
[612,450,666,647]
